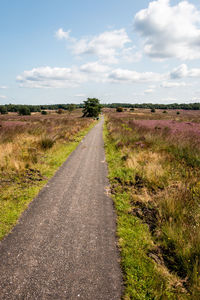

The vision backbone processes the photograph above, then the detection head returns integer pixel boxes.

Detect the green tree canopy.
[82,98,102,117]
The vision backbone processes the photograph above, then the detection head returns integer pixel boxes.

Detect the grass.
[0,111,95,240]
[103,110,200,299]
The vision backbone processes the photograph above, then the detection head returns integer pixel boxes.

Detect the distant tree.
[57,108,64,114]
[41,110,47,115]
[18,106,31,115]
[116,107,123,112]
[82,98,101,117]
[151,108,156,113]
[0,106,8,114]
[68,104,76,113]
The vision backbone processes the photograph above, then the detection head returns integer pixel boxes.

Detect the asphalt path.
[0,117,122,300]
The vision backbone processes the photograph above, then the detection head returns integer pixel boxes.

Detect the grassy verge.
[103,115,200,299]
[0,122,95,240]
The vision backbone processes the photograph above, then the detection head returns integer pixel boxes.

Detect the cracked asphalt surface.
[0,118,123,300]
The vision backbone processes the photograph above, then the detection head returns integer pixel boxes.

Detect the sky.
[1,0,200,105]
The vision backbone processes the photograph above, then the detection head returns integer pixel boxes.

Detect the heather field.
[0,110,94,239]
[104,108,200,299]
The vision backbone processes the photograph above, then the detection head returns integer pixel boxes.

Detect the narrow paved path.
[0,118,122,300]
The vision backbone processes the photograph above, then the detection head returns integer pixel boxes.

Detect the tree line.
[1,101,200,115]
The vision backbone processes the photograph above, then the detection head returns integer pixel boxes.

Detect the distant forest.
[0,102,200,113]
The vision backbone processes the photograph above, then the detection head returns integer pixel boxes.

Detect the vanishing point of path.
[0,118,122,300]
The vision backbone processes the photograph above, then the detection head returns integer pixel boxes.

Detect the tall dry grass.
[0,111,92,180]
[106,111,200,297]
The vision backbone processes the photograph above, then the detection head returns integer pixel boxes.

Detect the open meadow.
[104,108,200,299]
[0,110,94,239]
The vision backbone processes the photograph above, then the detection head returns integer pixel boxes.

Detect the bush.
[151,108,156,113]
[18,106,31,116]
[0,106,8,114]
[41,110,47,115]
[116,107,123,112]
[177,111,180,115]
[39,137,55,150]
[163,110,167,114]
[57,109,64,114]
[130,108,135,111]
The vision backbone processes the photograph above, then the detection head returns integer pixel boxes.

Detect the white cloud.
[16,66,87,88]
[17,64,169,88]
[0,86,8,89]
[144,88,154,94]
[108,68,163,83]
[55,28,138,64]
[170,64,200,79]
[80,61,110,73]
[134,0,200,60]
[0,95,7,99]
[74,94,86,97]
[55,28,71,40]
[161,81,187,88]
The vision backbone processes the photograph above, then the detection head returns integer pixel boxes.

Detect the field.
[0,110,94,239]
[104,108,200,299]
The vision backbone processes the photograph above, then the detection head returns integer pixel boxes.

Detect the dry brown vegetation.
[0,110,94,239]
[104,108,200,299]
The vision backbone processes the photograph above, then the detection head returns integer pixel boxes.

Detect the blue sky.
[1,0,200,104]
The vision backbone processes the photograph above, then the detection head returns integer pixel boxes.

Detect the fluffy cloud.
[55,28,140,64]
[170,64,200,79]
[134,0,200,60]
[161,81,187,88]
[108,68,163,83]
[0,86,8,89]
[80,62,110,73]
[0,95,7,99]
[17,64,166,88]
[16,66,87,88]
[55,28,71,40]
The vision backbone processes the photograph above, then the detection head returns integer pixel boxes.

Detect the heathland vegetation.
[104,108,200,299]
[0,110,94,239]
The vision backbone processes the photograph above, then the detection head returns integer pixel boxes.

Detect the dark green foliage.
[163,110,167,114]
[82,98,101,117]
[41,110,47,115]
[0,106,8,114]
[151,108,156,113]
[18,106,31,116]
[116,107,123,112]
[177,111,180,115]
[68,104,76,113]
[130,108,134,111]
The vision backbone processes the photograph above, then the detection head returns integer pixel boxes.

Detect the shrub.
[57,108,63,114]
[39,137,55,150]
[163,110,167,114]
[151,108,156,113]
[41,110,47,115]
[130,108,135,111]
[0,106,8,114]
[18,106,31,116]
[116,107,123,112]
[177,111,180,115]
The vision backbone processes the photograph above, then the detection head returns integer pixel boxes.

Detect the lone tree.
[82,98,101,117]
